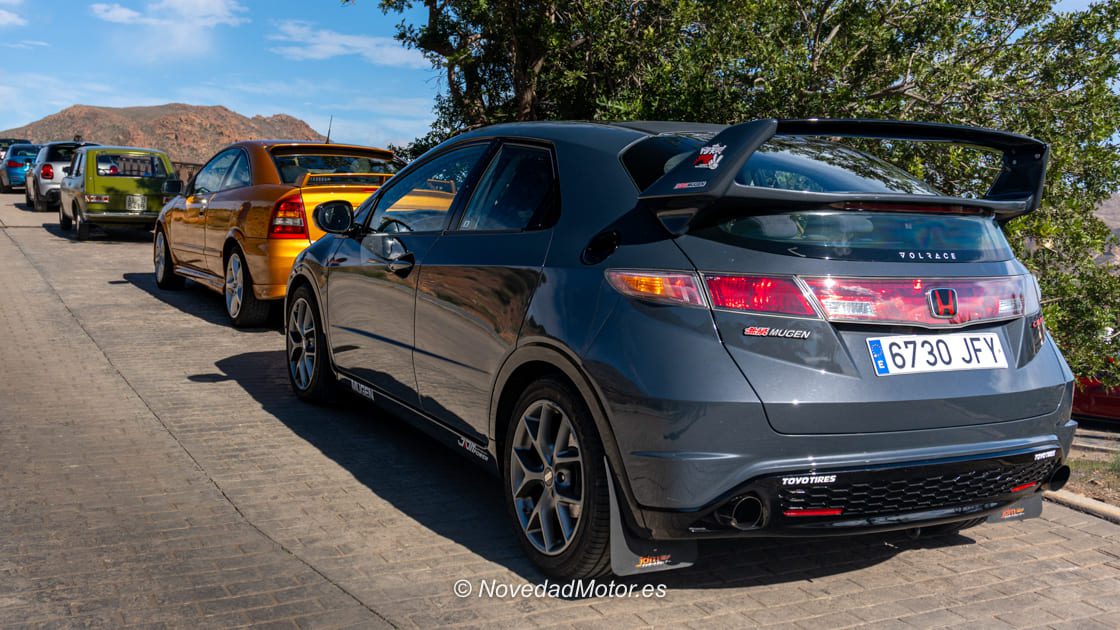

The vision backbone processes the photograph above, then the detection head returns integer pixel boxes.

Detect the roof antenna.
[325,116,333,144]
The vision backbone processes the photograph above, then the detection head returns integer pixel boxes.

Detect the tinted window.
[272,151,399,185]
[7,145,39,158]
[46,144,79,162]
[620,134,939,195]
[695,211,1013,262]
[736,138,939,195]
[193,149,239,194]
[621,134,706,190]
[368,144,488,233]
[458,145,554,231]
[224,153,251,188]
[95,153,169,178]
[72,153,83,176]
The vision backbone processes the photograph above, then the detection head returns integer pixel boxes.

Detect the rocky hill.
[0,104,325,164]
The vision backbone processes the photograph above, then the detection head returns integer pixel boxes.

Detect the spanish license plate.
[867,332,1007,376]
[126,195,147,212]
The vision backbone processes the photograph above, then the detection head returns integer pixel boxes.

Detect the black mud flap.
[607,460,696,576]
[986,494,1044,524]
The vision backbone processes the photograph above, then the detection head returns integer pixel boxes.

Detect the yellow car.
[154,140,401,326]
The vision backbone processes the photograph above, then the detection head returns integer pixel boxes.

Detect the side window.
[223,152,252,189]
[72,153,84,177]
[193,149,239,195]
[457,144,556,232]
[368,144,488,233]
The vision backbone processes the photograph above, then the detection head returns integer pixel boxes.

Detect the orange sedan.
[154,140,400,326]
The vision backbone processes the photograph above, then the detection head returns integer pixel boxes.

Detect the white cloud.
[89,0,247,58]
[150,0,247,26]
[0,8,26,26]
[2,39,47,48]
[90,3,153,24]
[269,20,427,69]
[90,0,246,28]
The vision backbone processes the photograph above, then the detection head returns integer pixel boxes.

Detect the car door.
[59,151,83,216]
[172,149,239,269]
[203,149,253,275]
[326,142,491,407]
[413,143,558,436]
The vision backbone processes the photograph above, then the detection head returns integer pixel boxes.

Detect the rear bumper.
[4,169,27,186]
[240,236,311,301]
[636,440,1071,540]
[83,210,159,226]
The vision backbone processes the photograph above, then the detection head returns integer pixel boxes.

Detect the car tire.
[286,284,338,403]
[153,228,184,290]
[24,187,32,208]
[74,207,90,241]
[57,201,71,230]
[502,377,612,579]
[224,247,270,327]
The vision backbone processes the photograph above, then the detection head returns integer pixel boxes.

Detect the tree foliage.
[351,0,1120,385]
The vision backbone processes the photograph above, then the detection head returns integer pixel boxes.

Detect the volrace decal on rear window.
[898,251,958,261]
[693,143,725,170]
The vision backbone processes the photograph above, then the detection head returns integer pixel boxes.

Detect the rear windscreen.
[95,153,168,177]
[694,211,1014,262]
[7,146,38,158]
[46,145,78,162]
[622,134,940,195]
[271,151,400,185]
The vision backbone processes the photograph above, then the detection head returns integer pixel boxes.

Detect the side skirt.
[172,264,224,293]
[334,371,500,475]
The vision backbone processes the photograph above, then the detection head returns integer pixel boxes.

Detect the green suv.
[59,146,178,240]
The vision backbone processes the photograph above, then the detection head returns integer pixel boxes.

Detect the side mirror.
[313,200,355,234]
[162,179,184,195]
[62,166,71,175]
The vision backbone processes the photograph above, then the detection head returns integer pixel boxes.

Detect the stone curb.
[1045,489,1120,525]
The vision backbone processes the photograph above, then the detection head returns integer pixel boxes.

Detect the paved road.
[1,193,1118,629]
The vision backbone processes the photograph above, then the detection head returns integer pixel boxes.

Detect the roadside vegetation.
[1067,448,1120,508]
[348,0,1120,386]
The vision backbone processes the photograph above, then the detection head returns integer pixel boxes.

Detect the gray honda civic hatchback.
[285,119,1076,578]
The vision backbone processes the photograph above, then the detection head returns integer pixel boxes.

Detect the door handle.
[386,252,414,273]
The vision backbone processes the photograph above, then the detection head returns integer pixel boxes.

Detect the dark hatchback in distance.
[284,119,1076,578]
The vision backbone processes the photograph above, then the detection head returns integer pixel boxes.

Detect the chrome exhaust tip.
[716,494,766,531]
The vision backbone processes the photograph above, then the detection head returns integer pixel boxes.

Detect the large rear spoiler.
[638,118,1049,234]
[298,172,395,188]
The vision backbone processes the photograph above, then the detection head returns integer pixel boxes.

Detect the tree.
[351,0,1120,385]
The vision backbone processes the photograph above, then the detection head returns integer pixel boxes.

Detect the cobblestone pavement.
[1,194,1119,629]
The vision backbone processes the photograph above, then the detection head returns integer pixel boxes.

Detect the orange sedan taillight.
[269,194,308,239]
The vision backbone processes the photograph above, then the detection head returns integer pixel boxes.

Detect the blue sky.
[0,0,1101,148]
[0,0,440,147]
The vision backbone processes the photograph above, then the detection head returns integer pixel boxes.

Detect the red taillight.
[606,270,706,306]
[269,194,308,239]
[783,508,843,517]
[5,160,20,168]
[706,275,816,316]
[800,275,1039,327]
[41,164,54,179]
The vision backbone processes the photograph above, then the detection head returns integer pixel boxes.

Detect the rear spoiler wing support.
[638,118,1049,235]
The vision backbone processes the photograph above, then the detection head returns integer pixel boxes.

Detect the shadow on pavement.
[123,271,282,331]
[195,349,983,591]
